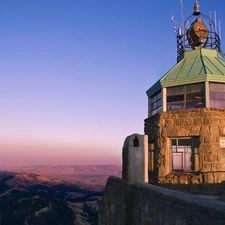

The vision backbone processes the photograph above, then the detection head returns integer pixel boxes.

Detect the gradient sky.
[0,0,225,167]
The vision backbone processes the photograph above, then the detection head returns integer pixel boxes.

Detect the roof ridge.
[187,56,198,77]
[200,51,210,74]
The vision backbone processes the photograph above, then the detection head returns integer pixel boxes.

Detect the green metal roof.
[146,48,225,97]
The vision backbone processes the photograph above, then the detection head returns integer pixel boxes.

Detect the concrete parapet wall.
[99,176,225,225]
[98,176,123,225]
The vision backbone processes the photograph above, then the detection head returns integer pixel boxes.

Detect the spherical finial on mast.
[193,1,200,15]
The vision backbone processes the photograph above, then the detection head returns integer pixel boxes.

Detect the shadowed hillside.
[0,165,121,225]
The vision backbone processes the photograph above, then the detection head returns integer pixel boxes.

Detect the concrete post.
[122,134,148,185]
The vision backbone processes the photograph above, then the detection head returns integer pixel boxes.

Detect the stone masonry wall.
[99,176,225,225]
[144,108,225,192]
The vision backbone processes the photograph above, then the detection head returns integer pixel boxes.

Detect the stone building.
[145,2,225,193]
[99,3,225,225]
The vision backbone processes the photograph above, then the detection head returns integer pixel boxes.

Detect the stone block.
[204,117,220,125]
[157,118,165,127]
[162,127,178,137]
[193,117,203,126]
[218,126,225,136]
[160,113,170,119]
[212,163,222,171]
[190,175,200,184]
[204,153,217,162]
[190,112,201,118]
[164,119,174,127]
[211,144,221,153]
[156,138,164,148]
[175,119,182,126]
[204,135,216,144]
[201,111,219,118]
[220,118,225,126]
[189,126,200,136]
[179,112,190,118]
[200,125,210,135]
[203,173,214,183]
[181,118,193,126]
[178,176,189,185]
[214,173,222,183]
[170,114,179,119]
[201,163,212,172]
[176,127,189,136]
[210,125,219,136]
[199,144,215,153]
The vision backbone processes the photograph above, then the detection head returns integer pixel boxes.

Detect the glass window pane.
[157,92,162,99]
[152,109,157,115]
[172,138,195,171]
[167,85,184,95]
[158,98,162,106]
[185,152,192,170]
[172,146,176,153]
[210,92,225,99]
[172,139,176,146]
[167,103,184,111]
[209,82,225,91]
[186,100,205,109]
[186,91,205,100]
[152,101,157,110]
[173,153,183,170]
[152,95,157,102]
[178,138,192,146]
[210,100,225,108]
[186,83,204,92]
[167,95,184,102]
[157,106,162,113]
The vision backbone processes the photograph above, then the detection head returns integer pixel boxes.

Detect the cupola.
[147,1,225,117]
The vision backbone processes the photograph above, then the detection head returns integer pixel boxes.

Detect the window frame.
[149,90,162,116]
[171,137,193,172]
[209,82,225,108]
[167,83,205,111]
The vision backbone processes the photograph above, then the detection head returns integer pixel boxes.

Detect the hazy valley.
[0,165,121,225]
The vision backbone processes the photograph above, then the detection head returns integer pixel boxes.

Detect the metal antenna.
[219,20,221,40]
[209,9,212,48]
[214,11,217,33]
[180,0,184,35]
[180,0,185,51]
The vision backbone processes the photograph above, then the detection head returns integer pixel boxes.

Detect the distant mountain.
[0,165,121,225]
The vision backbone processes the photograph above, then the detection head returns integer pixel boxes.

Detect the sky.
[0,0,225,167]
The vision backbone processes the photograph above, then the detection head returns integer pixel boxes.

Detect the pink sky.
[0,142,121,168]
[1,1,224,167]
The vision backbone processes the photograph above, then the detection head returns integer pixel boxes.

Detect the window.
[167,83,205,111]
[171,137,199,171]
[209,82,225,108]
[149,91,162,116]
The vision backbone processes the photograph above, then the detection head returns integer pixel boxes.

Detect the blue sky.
[0,0,224,167]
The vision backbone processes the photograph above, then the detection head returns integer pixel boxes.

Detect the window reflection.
[167,83,205,111]
[149,91,162,116]
[172,138,193,171]
[209,82,225,108]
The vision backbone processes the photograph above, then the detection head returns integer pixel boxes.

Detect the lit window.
[171,137,199,171]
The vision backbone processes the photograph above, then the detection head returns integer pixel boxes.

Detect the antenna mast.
[180,0,185,50]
